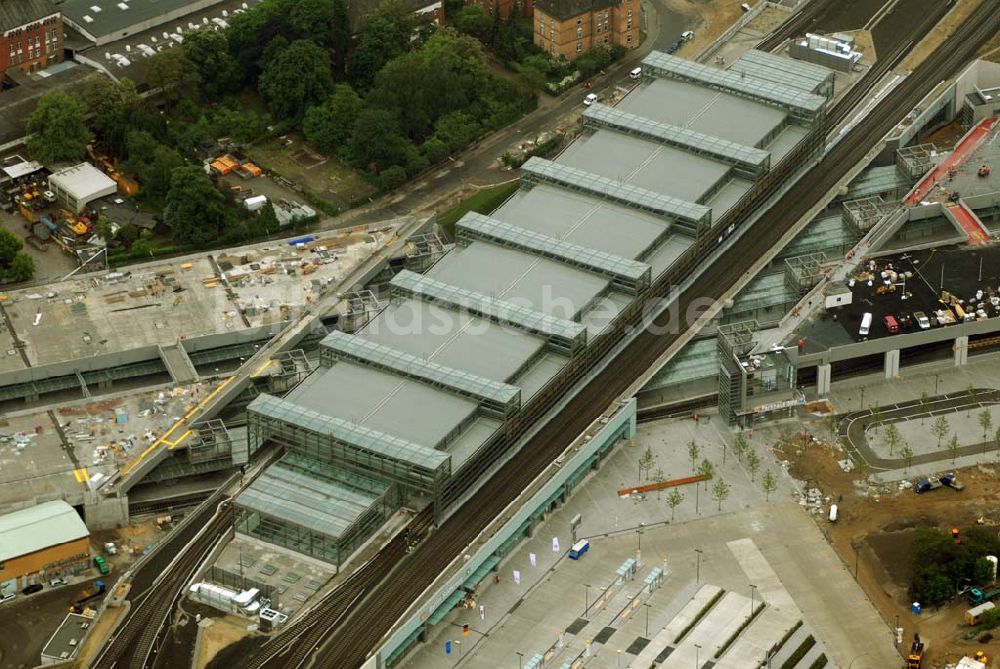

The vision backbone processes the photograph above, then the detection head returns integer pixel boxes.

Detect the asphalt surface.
[839,388,1000,470]
[0,578,102,668]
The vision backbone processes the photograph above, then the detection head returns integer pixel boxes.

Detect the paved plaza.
[402,414,897,669]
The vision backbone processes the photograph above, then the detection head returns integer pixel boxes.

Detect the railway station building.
[242,49,834,563]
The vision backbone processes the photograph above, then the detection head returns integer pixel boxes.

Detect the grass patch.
[437,181,520,238]
[808,654,828,669]
[674,589,725,645]
[715,603,766,658]
[780,635,816,669]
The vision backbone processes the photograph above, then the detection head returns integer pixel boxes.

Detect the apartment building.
[0,0,62,74]
[533,0,638,60]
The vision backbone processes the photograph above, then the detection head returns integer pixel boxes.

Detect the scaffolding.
[521,157,712,237]
[717,320,757,423]
[390,269,588,356]
[843,195,897,233]
[456,212,651,293]
[187,419,234,465]
[582,104,770,179]
[340,290,381,333]
[318,330,521,419]
[403,232,448,273]
[783,252,828,294]
[896,143,940,181]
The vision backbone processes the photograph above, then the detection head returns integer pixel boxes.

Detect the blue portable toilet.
[911,602,921,615]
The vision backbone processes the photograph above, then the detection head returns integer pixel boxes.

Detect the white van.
[681,30,695,42]
[629,67,642,80]
[829,504,838,522]
[859,312,872,337]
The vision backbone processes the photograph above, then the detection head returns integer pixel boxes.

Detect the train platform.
[402,412,897,669]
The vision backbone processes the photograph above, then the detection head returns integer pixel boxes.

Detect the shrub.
[674,589,725,644]
[808,654,828,669]
[780,635,816,669]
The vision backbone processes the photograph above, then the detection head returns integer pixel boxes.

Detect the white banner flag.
[529,552,537,567]
[479,605,486,620]
[552,537,560,552]
[513,570,521,584]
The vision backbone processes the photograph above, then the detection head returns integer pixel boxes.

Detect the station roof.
[730,49,835,96]
[0,500,88,562]
[235,461,382,540]
[617,78,789,148]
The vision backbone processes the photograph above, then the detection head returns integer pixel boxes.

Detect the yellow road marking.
[252,359,275,378]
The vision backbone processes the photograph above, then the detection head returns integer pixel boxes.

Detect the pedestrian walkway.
[947,201,990,244]
[905,116,998,206]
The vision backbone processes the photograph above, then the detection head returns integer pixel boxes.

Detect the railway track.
[92,504,232,669]
[294,4,1000,668]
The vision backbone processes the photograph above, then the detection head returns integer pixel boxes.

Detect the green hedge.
[674,589,725,644]
[780,635,816,669]
[808,653,828,669]
[437,181,520,238]
[775,620,803,654]
[715,603,766,658]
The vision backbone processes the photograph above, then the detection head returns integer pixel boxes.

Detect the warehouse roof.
[0,500,88,562]
[59,0,216,42]
[0,0,58,33]
[49,163,116,199]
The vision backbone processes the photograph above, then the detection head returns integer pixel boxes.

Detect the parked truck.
[968,586,1000,606]
[915,476,943,494]
[941,472,965,491]
[70,579,106,613]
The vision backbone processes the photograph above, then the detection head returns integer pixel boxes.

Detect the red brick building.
[0,0,62,74]
[533,0,638,60]
[466,0,533,20]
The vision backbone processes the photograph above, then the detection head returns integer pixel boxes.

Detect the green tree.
[711,478,731,511]
[302,84,363,155]
[346,1,418,91]
[981,608,1000,630]
[947,433,960,464]
[0,230,34,282]
[146,48,201,103]
[432,111,480,153]
[666,488,684,521]
[259,39,335,122]
[653,467,665,484]
[638,446,655,482]
[979,409,993,440]
[258,202,279,235]
[349,108,417,174]
[163,167,231,246]
[745,449,761,482]
[883,422,902,457]
[687,439,700,473]
[452,5,493,42]
[696,459,714,489]
[869,404,882,435]
[761,470,777,501]
[974,557,995,586]
[932,415,950,448]
[182,28,243,98]
[26,92,91,164]
[919,390,930,424]
[211,107,265,145]
[899,443,915,472]
[125,133,184,201]
[732,432,749,463]
[290,0,350,54]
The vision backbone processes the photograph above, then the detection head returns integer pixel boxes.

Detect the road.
[839,388,1000,470]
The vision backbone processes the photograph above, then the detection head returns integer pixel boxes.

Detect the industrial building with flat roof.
[242,49,831,564]
[58,0,225,45]
[0,500,90,592]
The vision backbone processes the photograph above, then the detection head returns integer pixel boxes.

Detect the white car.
[0,592,15,605]
[49,578,68,587]
[583,93,598,106]
[681,30,695,41]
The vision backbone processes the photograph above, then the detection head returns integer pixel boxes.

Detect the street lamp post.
[935,374,941,396]
[643,602,651,638]
[694,643,702,668]
[695,549,703,583]
[516,651,524,669]
[860,386,865,410]
[584,584,591,618]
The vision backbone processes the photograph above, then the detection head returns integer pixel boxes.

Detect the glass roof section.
[249,393,450,472]
[456,212,651,290]
[319,330,521,412]
[740,49,833,86]
[642,51,826,118]
[235,462,378,539]
[583,103,770,175]
[390,269,587,353]
[521,157,712,228]
[733,50,833,95]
